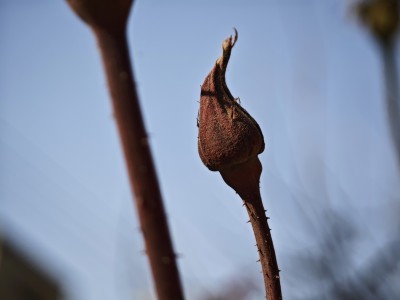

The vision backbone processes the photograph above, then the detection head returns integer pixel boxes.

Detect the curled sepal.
[197,29,265,172]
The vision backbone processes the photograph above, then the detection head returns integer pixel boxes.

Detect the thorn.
[246,220,251,223]
[256,259,260,262]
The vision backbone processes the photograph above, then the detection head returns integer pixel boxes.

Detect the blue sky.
[1,1,399,299]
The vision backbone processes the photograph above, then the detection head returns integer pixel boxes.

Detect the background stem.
[94,27,185,300]
[379,40,400,170]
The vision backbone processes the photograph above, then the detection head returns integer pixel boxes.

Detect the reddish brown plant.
[65,1,185,299]
[198,29,282,300]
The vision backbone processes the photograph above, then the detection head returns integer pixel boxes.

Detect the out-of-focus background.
[1,0,399,299]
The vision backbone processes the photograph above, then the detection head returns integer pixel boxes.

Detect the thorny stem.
[93,27,184,300]
[65,1,185,297]
[244,196,281,300]
[220,158,282,300]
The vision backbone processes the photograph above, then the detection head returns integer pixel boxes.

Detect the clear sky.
[1,1,399,299]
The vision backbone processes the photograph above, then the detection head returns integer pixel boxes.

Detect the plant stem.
[379,40,400,170]
[244,194,282,300]
[65,1,185,297]
[220,157,282,299]
[93,27,185,300]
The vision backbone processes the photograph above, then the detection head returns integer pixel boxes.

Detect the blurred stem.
[93,27,185,300]
[379,40,400,169]
[65,1,185,298]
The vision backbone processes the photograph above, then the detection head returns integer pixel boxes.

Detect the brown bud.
[198,34,282,297]
[198,29,264,173]
[197,29,265,199]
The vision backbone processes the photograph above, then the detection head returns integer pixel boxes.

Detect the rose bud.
[197,29,265,199]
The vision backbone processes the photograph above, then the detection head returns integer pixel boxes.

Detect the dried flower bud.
[197,29,265,199]
[198,32,282,300]
[198,29,265,173]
